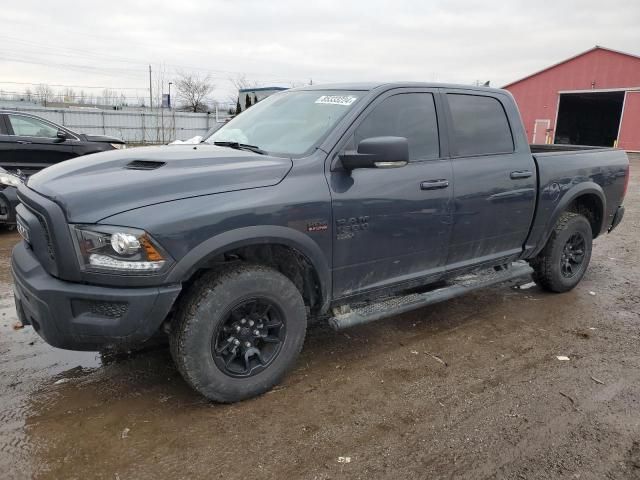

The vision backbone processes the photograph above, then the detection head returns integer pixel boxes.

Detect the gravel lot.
[1,156,639,480]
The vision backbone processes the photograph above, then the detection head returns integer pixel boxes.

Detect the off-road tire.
[170,263,307,403]
[531,212,593,293]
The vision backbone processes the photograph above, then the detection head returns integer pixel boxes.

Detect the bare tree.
[101,88,121,106]
[24,88,33,102]
[228,74,259,108]
[175,72,214,113]
[35,84,54,106]
[62,88,76,103]
[152,63,169,108]
[230,74,258,92]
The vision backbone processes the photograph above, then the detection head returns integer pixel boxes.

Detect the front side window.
[8,115,59,138]
[447,94,514,156]
[204,90,363,156]
[354,93,440,161]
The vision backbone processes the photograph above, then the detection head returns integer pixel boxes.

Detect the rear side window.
[0,116,7,135]
[447,94,514,156]
[355,93,440,161]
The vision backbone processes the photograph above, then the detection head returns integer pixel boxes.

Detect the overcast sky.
[2,0,639,105]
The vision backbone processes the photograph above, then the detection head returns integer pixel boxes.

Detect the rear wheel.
[531,212,593,293]
[170,264,307,403]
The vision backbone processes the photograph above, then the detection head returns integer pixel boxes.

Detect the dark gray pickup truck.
[11,83,628,402]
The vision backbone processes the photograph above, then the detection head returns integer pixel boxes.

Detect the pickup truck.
[11,83,629,403]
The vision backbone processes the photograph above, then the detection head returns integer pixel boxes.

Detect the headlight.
[71,225,172,275]
[110,143,126,149]
[0,172,24,187]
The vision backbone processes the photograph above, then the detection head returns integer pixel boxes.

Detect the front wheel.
[170,264,307,403]
[531,212,593,293]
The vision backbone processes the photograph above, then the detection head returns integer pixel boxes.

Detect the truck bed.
[523,145,628,257]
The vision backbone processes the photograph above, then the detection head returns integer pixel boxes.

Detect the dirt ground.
[1,157,639,480]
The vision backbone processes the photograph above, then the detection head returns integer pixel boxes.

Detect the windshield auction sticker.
[315,95,358,106]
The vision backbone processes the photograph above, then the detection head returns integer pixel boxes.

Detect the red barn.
[504,46,640,151]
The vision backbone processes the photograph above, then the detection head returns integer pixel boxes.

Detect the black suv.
[0,110,125,226]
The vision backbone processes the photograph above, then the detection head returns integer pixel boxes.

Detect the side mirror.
[55,130,67,142]
[339,136,409,170]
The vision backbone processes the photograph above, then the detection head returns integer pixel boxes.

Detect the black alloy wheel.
[560,232,586,278]
[212,298,286,377]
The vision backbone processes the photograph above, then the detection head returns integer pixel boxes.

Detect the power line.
[0,33,334,85]
[0,81,146,91]
[0,29,320,81]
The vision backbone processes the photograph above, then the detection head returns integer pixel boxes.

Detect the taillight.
[622,164,630,200]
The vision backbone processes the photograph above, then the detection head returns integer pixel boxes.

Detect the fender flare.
[166,225,332,313]
[533,182,606,256]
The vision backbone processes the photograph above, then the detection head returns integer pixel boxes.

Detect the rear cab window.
[446,93,514,156]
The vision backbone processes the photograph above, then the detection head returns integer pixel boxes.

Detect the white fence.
[2,105,224,144]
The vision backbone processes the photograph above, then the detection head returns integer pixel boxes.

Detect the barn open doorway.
[554,91,625,146]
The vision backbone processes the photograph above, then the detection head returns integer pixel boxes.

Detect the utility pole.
[148,65,153,109]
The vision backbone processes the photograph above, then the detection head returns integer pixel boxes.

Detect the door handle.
[510,170,532,179]
[420,179,449,190]
[16,140,32,144]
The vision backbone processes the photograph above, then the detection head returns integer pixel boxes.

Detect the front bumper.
[0,186,18,225]
[11,241,181,351]
[609,205,625,233]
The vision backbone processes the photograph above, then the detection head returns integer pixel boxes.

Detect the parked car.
[11,83,628,402]
[0,166,23,228]
[0,110,125,227]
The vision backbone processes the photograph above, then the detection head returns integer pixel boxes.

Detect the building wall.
[505,49,640,149]
[618,91,640,151]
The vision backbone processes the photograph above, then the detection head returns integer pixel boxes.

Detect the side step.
[329,261,533,330]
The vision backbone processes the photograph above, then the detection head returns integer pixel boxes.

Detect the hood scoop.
[125,160,166,170]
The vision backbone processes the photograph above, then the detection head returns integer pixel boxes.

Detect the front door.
[327,89,453,298]
[6,114,76,173]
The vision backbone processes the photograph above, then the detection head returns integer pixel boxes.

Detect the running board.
[329,261,533,330]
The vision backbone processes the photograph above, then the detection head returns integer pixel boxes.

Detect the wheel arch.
[534,182,605,257]
[166,225,332,314]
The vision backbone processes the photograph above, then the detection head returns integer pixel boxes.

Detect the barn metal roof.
[503,46,640,89]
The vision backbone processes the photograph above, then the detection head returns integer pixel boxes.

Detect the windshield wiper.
[213,141,266,155]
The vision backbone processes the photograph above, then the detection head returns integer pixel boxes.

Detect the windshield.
[203,90,363,156]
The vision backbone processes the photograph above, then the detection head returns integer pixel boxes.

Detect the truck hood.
[27,145,293,222]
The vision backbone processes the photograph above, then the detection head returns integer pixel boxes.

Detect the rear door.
[443,90,536,271]
[5,113,77,173]
[327,88,453,298]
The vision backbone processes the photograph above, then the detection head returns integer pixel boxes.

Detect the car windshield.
[203,90,363,156]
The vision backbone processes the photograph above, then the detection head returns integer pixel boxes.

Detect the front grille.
[16,187,70,279]
[31,208,55,261]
